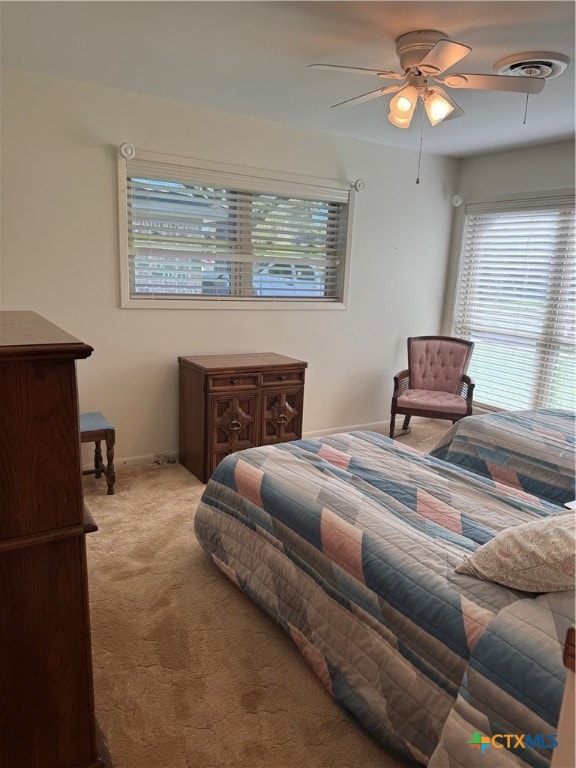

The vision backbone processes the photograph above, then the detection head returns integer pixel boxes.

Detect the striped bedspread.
[429,409,575,506]
[429,590,574,768]
[194,431,573,766]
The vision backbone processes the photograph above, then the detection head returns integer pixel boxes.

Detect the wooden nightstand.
[178,352,307,482]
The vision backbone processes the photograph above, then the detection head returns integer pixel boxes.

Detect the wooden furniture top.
[0,310,93,360]
[178,352,307,374]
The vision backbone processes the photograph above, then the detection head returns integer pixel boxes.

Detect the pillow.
[456,510,576,592]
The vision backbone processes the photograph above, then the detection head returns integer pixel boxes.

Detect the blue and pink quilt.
[430,409,575,506]
[194,430,573,766]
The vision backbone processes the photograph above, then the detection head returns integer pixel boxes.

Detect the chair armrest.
[392,369,410,397]
[458,374,475,406]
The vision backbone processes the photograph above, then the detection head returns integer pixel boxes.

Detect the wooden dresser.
[0,311,107,768]
[179,352,307,482]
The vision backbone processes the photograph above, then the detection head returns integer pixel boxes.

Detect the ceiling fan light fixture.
[387,111,412,129]
[389,85,418,119]
[423,90,454,126]
[312,29,559,135]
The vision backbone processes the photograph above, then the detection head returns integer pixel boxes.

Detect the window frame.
[448,189,575,411]
[117,148,355,310]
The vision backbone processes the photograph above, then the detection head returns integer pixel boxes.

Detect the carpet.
[85,420,448,767]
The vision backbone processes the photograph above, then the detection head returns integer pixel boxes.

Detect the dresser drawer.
[261,368,305,387]
[207,374,259,391]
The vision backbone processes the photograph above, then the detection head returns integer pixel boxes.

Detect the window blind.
[122,153,351,303]
[452,198,575,411]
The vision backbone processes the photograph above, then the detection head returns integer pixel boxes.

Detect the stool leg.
[105,430,116,495]
[94,441,103,478]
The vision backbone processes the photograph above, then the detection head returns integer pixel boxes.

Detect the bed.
[429,409,575,506]
[194,427,575,767]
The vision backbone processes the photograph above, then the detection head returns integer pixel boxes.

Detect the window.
[451,195,575,411]
[118,149,353,308]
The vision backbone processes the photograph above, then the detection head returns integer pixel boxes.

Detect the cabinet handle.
[228,420,242,432]
[276,413,288,424]
[279,375,287,381]
[230,379,239,385]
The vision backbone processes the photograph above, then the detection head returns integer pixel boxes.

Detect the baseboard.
[92,413,472,471]
[82,450,179,471]
[304,414,469,440]
[82,423,392,471]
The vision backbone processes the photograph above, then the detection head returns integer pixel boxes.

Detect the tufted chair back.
[409,337,473,394]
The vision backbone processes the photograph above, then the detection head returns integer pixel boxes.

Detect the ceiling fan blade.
[418,40,471,75]
[439,72,545,94]
[308,64,405,80]
[330,83,403,109]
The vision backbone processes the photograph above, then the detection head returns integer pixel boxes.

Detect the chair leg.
[402,415,412,432]
[389,411,396,438]
[94,440,103,478]
[105,431,116,495]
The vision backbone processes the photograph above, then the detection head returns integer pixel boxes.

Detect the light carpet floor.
[85,419,449,768]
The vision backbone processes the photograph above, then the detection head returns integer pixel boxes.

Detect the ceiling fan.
[309,30,546,128]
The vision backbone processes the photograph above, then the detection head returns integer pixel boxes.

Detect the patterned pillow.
[456,510,576,592]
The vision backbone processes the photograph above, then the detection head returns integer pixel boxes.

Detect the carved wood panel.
[178,353,307,482]
[261,389,303,445]
[209,393,258,475]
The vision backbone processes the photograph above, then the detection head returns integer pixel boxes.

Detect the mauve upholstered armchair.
[390,336,475,439]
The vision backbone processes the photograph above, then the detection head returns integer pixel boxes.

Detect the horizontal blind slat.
[124,157,351,302]
[452,201,576,410]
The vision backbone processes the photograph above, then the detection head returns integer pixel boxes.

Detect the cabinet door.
[261,389,303,445]
[208,393,258,477]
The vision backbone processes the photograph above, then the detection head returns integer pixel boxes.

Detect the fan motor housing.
[395,30,447,70]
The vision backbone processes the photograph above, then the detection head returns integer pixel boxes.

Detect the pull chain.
[523,93,530,125]
[522,67,540,125]
[416,106,425,184]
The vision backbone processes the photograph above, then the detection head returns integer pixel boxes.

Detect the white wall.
[457,140,575,201]
[442,139,575,332]
[1,68,458,463]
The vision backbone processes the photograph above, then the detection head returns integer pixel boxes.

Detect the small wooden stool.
[80,411,116,495]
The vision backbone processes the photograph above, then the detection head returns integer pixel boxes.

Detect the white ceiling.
[1,1,574,158]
